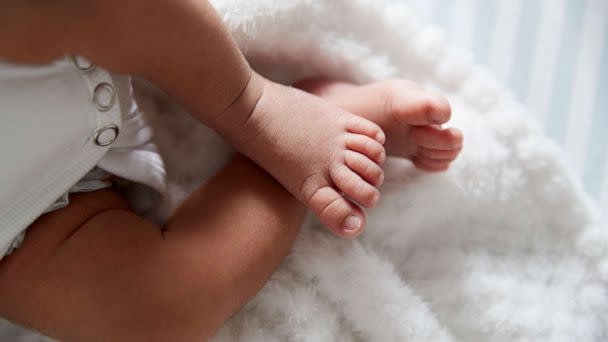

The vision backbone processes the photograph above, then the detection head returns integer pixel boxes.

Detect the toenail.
[429,113,446,124]
[375,131,386,144]
[377,172,384,185]
[378,151,386,164]
[371,192,380,206]
[343,216,361,231]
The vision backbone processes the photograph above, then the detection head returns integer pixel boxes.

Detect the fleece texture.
[1,0,606,341]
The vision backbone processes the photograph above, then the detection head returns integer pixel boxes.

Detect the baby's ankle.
[209,71,266,144]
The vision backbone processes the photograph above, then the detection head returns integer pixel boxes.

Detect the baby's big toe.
[301,174,367,238]
[377,80,452,126]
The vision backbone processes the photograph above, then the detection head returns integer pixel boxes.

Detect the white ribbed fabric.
[408,0,608,212]
[0,57,166,257]
[0,58,120,256]
[99,75,167,195]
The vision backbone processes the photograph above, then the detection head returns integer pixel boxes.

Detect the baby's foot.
[295,79,463,171]
[213,74,386,238]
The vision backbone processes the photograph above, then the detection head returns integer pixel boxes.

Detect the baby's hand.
[296,79,463,171]
[215,74,386,238]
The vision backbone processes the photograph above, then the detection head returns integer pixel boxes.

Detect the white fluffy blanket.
[138,0,608,341]
[2,0,605,341]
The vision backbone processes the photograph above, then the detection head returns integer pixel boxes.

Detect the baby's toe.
[410,126,463,150]
[418,146,462,161]
[411,155,452,172]
[330,163,380,208]
[378,81,452,125]
[345,116,386,143]
[300,173,366,237]
[344,150,384,186]
[345,134,386,164]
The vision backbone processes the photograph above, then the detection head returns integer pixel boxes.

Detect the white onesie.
[0,56,166,257]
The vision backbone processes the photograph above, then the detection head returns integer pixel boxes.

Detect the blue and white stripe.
[409,0,608,214]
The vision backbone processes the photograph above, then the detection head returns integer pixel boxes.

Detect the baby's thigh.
[0,189,175,341]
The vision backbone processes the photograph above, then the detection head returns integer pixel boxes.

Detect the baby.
[1,0,461,237]
[0,0,461,340]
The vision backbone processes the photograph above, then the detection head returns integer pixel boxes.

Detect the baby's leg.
[296,79,463,171]
[0,156,305,342]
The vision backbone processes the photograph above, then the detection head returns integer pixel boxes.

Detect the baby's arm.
[0,0,256,126]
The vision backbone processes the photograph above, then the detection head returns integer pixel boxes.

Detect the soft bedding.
[1,0,606,340]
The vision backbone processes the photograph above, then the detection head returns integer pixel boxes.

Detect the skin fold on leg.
[0,156,306,342]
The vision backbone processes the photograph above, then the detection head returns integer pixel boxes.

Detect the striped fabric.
[408,0,608,216]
